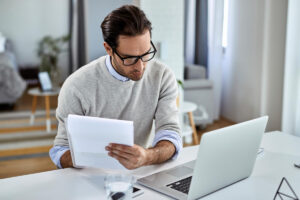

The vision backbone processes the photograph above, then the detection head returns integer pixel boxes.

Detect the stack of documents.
[66,114,134,170]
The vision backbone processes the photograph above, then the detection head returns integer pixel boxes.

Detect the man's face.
[105,30,152,81]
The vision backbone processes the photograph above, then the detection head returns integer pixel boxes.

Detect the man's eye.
[125,57,137,62]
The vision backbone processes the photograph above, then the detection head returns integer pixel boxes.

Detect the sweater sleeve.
[152,130,182,159]
[53,81,90,147]
[154,67,181,135]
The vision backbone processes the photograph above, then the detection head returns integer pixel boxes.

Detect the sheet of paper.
[67,114,134,170]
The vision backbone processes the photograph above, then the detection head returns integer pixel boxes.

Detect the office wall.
[0,0,133,80]
[139,0,184,80]
[221,0,288,131]
[282,0,300,136]
[0,0,69,80]
[260,0,287,131]
[84,0,132,62]
[222,0,265,122]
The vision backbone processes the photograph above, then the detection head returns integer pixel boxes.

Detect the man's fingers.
[109,143,137,155]
[109,148,132,160]
[108,151,127,160]
[108,152,135,170]
[107,143,147,169]
[117,158,135,170]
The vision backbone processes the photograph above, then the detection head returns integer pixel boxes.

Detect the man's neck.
[106,55,129,82]
[110,57,121,74]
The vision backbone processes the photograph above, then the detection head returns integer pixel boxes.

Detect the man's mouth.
[133,71,142,76]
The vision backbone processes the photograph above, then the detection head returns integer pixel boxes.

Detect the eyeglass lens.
[123,52,155,65]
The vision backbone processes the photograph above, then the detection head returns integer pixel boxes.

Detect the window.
[222,0,229,49]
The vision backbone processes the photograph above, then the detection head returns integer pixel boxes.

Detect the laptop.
[38,72,53,91]
[138,116,268,200]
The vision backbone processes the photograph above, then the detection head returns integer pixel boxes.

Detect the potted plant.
[176,79,184,107]
[37,35,70,86]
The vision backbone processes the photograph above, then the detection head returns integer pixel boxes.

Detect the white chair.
[183,64,214,126]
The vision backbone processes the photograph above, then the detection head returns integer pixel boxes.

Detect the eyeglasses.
[112,41,157,66]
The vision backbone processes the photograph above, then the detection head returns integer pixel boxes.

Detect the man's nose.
[134,59,144,71]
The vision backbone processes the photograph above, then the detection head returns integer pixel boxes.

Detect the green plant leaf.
[37,34,70,73]
[177,79,184,88]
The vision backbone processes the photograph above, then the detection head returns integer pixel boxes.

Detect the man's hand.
[105,144,148,169]
[60,150,74,168]
[105,140,176,170]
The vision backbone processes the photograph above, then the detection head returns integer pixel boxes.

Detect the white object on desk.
[1,132,300,200]
[138,116,268,200]
[28,87,60,132]
[261,131,300,157]
[67,114,134,170]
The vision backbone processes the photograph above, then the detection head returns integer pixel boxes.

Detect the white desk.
[1,131,300,200]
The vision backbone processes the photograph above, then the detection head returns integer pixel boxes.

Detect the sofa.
[183,64,214,126]
[0,38,26,105]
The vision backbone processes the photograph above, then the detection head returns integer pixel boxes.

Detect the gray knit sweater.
[54,56,180,148]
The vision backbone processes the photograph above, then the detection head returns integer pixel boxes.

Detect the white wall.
[0,0,134,80]
[139,0,184,80]
[0,0,69,80]
[221,0,288,131]
[222,0,265,122]
[282,0,300,136]
[84,0,132,62]
[260,0,287,131]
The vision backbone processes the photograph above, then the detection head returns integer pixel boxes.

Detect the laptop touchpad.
[166,166,193,177]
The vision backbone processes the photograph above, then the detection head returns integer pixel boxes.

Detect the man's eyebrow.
[120,47,152,57]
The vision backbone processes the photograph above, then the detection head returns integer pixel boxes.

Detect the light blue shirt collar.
[105,55,130,82]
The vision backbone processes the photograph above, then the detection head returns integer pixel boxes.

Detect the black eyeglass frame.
[112,41,157,66]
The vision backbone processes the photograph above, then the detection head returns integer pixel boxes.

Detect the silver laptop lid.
[188,116,268,199]
[138,116,268,200]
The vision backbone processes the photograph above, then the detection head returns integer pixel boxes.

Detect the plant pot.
[50,67,60,88]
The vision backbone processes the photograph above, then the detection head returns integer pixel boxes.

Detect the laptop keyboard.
[166,176,192,194]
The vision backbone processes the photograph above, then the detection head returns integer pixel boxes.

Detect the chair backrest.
[184,64,206,80]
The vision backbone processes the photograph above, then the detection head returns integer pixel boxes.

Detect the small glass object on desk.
[104,174,136,200]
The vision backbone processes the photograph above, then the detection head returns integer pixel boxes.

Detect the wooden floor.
[0,89,235,179]
[0,88,58,179]
[183,117,235,148]
[0,147,57,178]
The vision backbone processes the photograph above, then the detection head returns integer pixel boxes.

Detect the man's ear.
[103,42,113,56]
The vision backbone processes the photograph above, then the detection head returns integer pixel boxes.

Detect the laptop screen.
[38,72,53,91]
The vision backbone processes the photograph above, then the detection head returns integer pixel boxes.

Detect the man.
[49,5,182,170]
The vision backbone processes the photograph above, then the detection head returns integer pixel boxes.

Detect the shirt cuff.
[152,130,182,160]
[49,146,70,169]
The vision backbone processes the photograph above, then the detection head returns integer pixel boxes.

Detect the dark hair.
[101,5,152,49]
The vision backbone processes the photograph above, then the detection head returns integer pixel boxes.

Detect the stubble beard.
[112,57,145,81]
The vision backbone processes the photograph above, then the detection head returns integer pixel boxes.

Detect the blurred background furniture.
[179,101,199,145]
[0,35,26,107]
[28,87,60,132]
[183,64,214,127]
[19,67,39,86]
